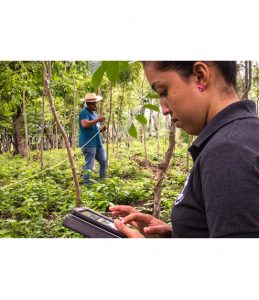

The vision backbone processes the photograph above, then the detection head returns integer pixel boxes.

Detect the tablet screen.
[81,210,117,230]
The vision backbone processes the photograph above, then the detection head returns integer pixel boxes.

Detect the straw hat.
[80,93,103,103]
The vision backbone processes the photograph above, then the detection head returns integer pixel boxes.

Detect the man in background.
[79,93,107,184]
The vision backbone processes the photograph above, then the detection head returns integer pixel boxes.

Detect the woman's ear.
[193,62,210,87]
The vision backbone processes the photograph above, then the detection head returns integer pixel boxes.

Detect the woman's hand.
[109,205,139,217]
[109,205,172,238]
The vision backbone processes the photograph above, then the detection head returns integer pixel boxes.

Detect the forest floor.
[0,139,190,237]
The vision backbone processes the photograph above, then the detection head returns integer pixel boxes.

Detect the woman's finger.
[109,205,138,216]
[122,213,153,225]
[114,220,144,238]
[144,225,172,238]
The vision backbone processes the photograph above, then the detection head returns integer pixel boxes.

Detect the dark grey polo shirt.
[171,100,259,238]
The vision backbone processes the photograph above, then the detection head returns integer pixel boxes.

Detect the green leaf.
[6,219,17,223]
[144,104,160,112]
[20,220,30,224]
[92,64,105,90]
[105,61,120,83]
[119,61,129,72]
[128,123,138,139]
[136,114,147,125]
[145,92,160,99]
[96,185,105,192]
[0,229,11,236]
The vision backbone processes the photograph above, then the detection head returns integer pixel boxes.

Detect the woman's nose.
[160,99,172,116]
[162,106,172,115]
[160,103,172,115]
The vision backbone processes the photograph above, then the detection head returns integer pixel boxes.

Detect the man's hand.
[81,116,105,128]
[98,116,105,122]
[109,205,172,238]
[100,125,107,132]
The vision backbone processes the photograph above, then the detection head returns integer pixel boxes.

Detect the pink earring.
[197,83,205,91]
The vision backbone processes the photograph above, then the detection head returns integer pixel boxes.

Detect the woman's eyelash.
[160,90,167,97]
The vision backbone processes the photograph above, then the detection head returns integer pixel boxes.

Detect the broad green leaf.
[144,104,160,112]
[92,64,105,90]
[128,123,138,139]
[105,61,120,83]
[119,61,129,72]
[136,114,147,125]
[145,92,160,99]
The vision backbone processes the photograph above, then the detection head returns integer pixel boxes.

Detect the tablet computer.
[63,207,127,238]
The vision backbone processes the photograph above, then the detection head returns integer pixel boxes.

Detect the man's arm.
[81,116,105,128]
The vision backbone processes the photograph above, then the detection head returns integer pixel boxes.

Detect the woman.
[110,61,259,238]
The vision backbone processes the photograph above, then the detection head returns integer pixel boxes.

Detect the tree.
[22,86,30,164]
[43,61,81,207]
[0,61,43,155]
[153,118,176,219]
[242,61,252,100]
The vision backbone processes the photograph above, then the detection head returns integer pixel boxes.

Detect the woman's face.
[144,63,209,135]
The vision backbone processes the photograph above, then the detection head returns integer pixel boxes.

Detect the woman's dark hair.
[143,61,237,88]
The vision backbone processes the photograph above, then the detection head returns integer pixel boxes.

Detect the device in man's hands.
[63,207,127,238]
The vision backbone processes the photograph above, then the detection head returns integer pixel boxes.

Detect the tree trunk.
[141,73,147,160]
[153,118,176,219]
[43,61,81,207]
[148,109,152,137]
[50,123,54,149]
[12,106,26,156]
[40,90,45,171]
[55,123,58,149]
[22,90,30,165]
[99,87,104,116]
[112,113,115,153]
[1,131,6,152]
[242,61,252,100]
[0,135,2,154]
[106,82,113,166]
[156,112,160,155]
[143,127,147,160]
[71,73,77,150]
[116,86,124,159]
[62,96,66,149]
[46,137,50,151]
